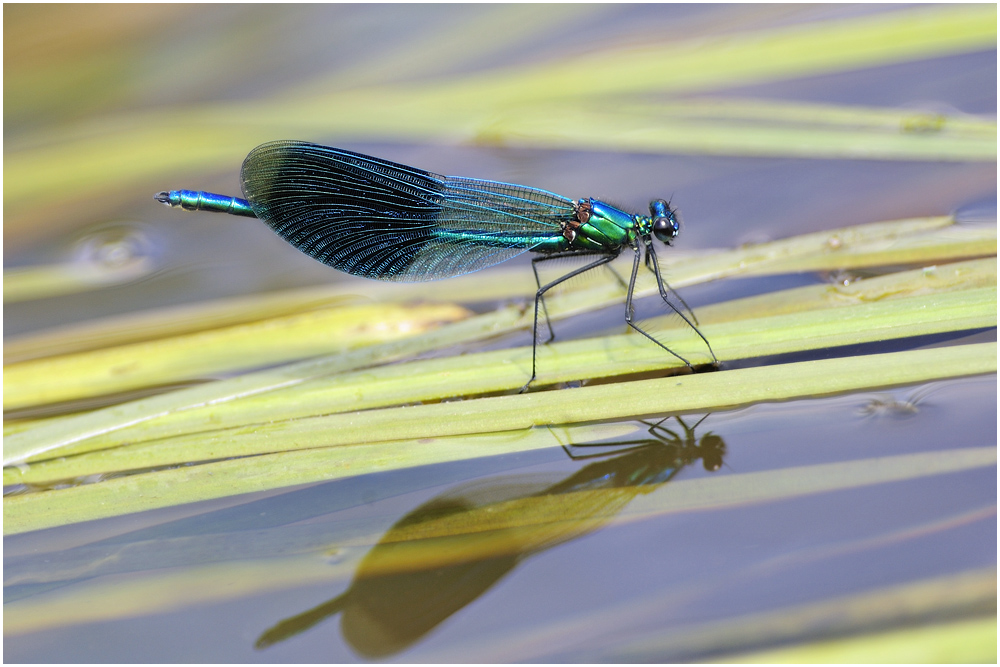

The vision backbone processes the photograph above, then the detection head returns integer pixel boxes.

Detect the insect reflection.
[255,416,725,657]
[857,384,937,419]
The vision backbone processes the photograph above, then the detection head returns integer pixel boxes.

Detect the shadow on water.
[255,416,725,657]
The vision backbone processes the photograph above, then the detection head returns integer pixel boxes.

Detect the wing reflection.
[256,416,725,657]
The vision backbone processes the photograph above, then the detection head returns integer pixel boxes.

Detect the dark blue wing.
[240,141,576,281]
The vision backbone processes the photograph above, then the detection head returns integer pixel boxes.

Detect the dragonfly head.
[649,199,680,245]
[698,433,726,471]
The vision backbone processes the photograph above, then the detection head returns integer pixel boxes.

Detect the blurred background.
[5,3,995,335]
[3,4,996,663]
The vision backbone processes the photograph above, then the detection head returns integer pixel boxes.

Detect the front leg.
[624,244,693,367]
[644,243,717,364]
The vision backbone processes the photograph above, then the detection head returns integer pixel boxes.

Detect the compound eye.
[652,214,679,244]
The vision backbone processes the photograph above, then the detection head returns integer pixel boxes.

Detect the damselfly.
[155,141,717,390]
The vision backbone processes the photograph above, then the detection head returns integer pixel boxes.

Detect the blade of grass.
[3,288,366,363]
[4,216,992,464]
[3,394,994,537]
[405,5,997,108]
[2,550,359,637]
[601,569,998,663]
[8,257,993,462]
[4,251,993,466]
[1,302,529,466]
[5,340,995,497]
[6,279,994,472]
[616,216,991,312]
[435,567,995,662]
[721,616,997,664]
[3,256,157,303]
[695,257,997,323]
[3,302,471,411]
[480,104,996,162]
[630,98,997,137]
[2,270,534,364]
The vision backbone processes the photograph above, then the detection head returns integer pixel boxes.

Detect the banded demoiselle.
[155,141,717,391]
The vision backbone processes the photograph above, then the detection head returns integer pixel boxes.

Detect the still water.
[4,376,995,662]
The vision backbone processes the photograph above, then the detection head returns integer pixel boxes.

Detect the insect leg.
[521,251,619,393]
[532,252,630,342]
[644,416,682,443]
[644,243,700,325]
[624,244,693,367]
[644,244,718,364]
[561,441,655,461]
[530,255,558,343]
